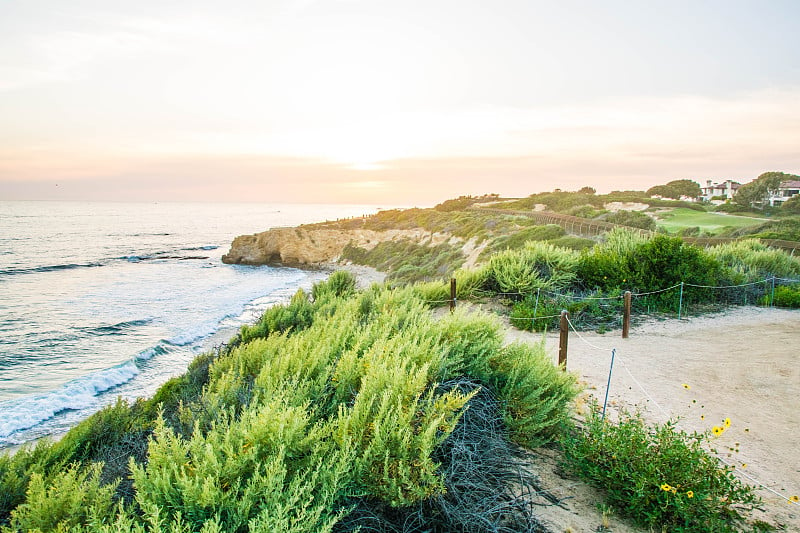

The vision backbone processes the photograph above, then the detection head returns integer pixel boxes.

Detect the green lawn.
[655,208,765,234]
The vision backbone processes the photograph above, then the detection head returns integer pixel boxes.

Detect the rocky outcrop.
[222,227,455,267]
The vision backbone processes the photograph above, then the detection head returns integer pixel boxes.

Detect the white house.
[700,179,741,203]
[767,180,800,207]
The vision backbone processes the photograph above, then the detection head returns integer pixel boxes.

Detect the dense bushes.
[341,241,465,284]
[708,240,800,281]
[576,231,722,293]
[769,284,800,308]
[482,224,566,255]
[601,209,657,231]
[0,278,578,532]
[486,241,579,294]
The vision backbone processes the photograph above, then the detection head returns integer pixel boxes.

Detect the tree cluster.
[734,171,800,209]
[646,179,702,200]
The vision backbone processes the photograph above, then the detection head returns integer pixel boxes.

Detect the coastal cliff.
[222,226,454,267]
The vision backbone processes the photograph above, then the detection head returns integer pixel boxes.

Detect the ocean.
[0,201,378,450]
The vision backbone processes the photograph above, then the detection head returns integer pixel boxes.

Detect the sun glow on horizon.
[1,1,800,202]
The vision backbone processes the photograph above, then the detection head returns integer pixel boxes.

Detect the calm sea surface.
[0,201,377,449]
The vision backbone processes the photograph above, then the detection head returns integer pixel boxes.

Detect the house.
[767,180,800,207]
[700,179,741,203]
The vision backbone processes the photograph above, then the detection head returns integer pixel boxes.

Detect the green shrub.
[487,342,579,447]
[562,407,760,532]
[341,241,464,284]
[435,311,578,447]
[714,202,758,214]
[547,235,596,251]
[629,234,722,290]
[708,240,800,281]
[602,210,657,231]
[7,463,117,532]
[131,406,347,532]
[576,229,645,291]
[769,284,800,308]
[487,241,579,294]
[484,224,565,255]
[312,270,357,301]
[239,288,315,344]
[0,441,60,527]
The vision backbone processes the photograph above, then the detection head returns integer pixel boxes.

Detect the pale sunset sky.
[1,0,799,205]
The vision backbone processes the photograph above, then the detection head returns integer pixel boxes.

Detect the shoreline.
[1,263,384,457]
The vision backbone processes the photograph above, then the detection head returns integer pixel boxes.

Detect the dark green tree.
[734,171,798,209]
[646,179,701,200]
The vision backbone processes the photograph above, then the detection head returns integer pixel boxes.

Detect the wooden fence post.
[622,291,632,338]
[558,310,569,369]
[450,278,457,312]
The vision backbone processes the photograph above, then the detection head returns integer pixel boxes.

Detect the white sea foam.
[0,361,139,441]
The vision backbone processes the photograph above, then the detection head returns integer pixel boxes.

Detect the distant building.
[700,179,741,203]
[767,180,800,207]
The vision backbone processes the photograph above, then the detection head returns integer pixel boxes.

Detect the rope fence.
[420,274,800,507]
[426,275,800,334]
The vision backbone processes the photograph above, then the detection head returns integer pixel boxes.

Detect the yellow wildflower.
[686,491,694,499]
[682,383,690,390]
[660,483,672,492]
[712,426,724,436]
[724,417,731,427]
[789,495,799,503]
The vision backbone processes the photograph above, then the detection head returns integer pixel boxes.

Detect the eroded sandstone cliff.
[222,227,457,267]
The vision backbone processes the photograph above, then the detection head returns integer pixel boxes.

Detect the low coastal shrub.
[708,240,800,281]
[341,241,464,284]
[6,463,117,532]
[0,283,578,532]
[562,407,761,532]
[482,224,565,255]
[601,209,657,231]
[767,284,800,308]
[487,241,579,294]
[238,288,315,344]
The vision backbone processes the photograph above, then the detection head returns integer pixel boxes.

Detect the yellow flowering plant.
[562,404,761,532]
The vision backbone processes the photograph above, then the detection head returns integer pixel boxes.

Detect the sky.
[1,0,799,205]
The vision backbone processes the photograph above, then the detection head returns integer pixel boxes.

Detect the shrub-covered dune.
[0,272,578,532]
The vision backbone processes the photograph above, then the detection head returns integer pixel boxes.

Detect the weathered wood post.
[622,291,632,339]
[450,278,457,312]
[558,310,569,369]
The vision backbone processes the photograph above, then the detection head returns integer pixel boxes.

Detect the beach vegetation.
[707,240,800,281]
[485,241,579,294]
[562,406,761,532]
[766,284,800,308]
[342,240,465,284]
[0,276,578,531]
[600,209,656,231]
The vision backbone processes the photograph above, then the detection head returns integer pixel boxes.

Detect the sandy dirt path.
[502,306,800,531]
